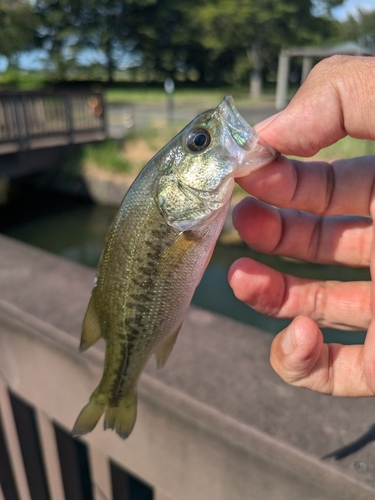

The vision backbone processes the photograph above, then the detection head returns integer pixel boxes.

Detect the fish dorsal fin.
[154,325,182,369]
[80,293,102,352]
[157,232,197,280]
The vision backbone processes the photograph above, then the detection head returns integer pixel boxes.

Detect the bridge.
[0,90,106,177]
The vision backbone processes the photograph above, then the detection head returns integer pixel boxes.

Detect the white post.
[275,51,290,110]
[35,409,65,500]
[88,446,113,500]
[0,381,32,500]
[301,57,313,83]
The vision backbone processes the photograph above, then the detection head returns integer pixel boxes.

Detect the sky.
[0,0,373,73]
[332,0,374,20]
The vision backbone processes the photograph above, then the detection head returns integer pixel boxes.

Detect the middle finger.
[233,197,372,267]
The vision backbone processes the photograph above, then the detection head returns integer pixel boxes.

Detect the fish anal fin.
[154,325,182,369]
[104,392,138,439]
[157,232,198,280]
[80,293,102,352]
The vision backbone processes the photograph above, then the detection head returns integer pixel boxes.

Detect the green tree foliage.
[131,0,218,83]
[33,0,81,78]
[184,0,343,94]
[342,8,375,50]
[29,0,343,87]
[34,0,148,80]
[0,0,38,58]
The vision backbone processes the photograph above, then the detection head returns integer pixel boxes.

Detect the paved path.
[107,101,277,139]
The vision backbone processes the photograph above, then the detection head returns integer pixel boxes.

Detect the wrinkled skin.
[228,56,375,397]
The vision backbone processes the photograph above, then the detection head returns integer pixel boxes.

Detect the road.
[107,101,277,139]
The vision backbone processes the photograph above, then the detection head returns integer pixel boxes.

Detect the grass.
[81,140,131,173]
[105,87,275,108]
[101,86,375,175]
[87,127,375,178]
[312,136,375,161]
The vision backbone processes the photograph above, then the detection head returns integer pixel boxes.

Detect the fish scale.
[72,96,277,439]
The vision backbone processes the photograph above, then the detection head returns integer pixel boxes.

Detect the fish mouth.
[214,95,278,175]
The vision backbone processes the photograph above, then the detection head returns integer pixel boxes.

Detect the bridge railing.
[0,91,106,154]
[1,235,375,500]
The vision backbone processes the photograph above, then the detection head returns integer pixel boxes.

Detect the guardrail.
[0,91,106,155]
[1,234,375,500]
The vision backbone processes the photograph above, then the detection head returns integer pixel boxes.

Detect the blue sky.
[0,0,373,73]
[332,0,374,20]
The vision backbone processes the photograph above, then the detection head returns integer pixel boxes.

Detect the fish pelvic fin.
[80,292,103,352]
[154,324,182,369]
[72,392,107,437]
[104,392,138,440]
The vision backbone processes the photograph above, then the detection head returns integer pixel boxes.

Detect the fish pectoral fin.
[80,293,103,352]
[154,325,182,369]
[157,232,197,279]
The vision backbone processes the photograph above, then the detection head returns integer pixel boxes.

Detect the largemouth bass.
[72,96,277,439]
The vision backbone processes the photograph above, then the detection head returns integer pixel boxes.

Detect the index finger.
[237,155,375,216]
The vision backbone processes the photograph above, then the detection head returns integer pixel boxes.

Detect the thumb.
[270,316,374,396]
[270,316,326,391]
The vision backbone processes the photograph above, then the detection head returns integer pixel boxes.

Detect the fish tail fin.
[104,392,138,440]
[72,392,107,437]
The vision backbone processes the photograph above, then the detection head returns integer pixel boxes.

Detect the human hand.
[228,55,375,396]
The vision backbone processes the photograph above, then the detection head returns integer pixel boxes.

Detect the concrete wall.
[0,234,375,499]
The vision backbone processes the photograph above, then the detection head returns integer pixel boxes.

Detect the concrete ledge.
[0,234,375,499]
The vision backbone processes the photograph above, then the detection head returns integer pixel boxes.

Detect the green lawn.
[91,87,375,175]
[313,136,375,161]
[104,87,275,108]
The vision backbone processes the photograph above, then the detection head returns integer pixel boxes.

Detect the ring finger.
[233,197,372,267]
[228,258,371,331]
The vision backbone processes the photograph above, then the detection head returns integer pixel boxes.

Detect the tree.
[33,0,145,81]
[187,0,344,97]
[342,8,375,51]
[32,0,241,85]
[33,0,84,79]
[31,0,344,87]
[0,0,38,58]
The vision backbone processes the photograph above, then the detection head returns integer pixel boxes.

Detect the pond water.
[0,182,369,345]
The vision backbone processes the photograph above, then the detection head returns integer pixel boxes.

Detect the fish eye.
[187,128,211,152]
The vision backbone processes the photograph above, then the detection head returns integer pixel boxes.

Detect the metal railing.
[0,91,106,154]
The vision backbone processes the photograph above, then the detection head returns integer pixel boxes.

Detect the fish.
[72,96,277,439]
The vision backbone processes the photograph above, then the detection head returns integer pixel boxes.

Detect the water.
[0,182,369,344]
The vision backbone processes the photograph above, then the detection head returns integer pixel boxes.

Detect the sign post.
[164,78,175,122]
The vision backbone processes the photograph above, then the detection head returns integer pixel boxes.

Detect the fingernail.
[281,324,296,355]
[254,112,281,132]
